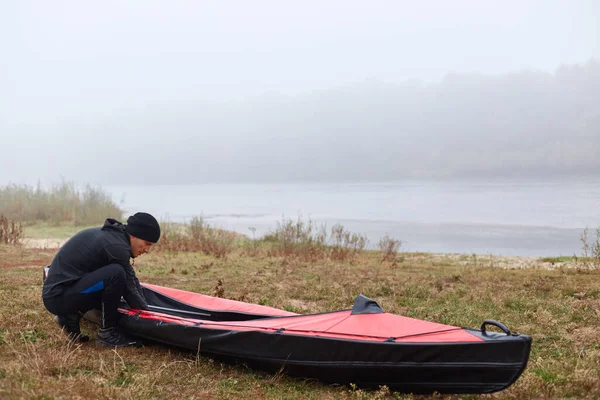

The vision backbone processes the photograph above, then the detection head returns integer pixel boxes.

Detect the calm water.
[106,179,600,257]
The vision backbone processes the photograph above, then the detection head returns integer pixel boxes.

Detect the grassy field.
[1,228,599,399]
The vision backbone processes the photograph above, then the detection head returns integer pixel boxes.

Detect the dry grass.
[261,217,369,262]
[580,227,600,269]
[156,217,239,259]
[0,215,23,245]
[0,181,122,226]
[329,223,368,262]
[1,227,600,399]
[261,217,328,261]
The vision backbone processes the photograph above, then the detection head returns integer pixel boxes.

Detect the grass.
[538,256,575,264]
[1,224,599,399]
[22,222,98,240]
[0,181,122,226]
[0,180,121,248]
[156,217,240,259]
[259,217,368,262]
[580,227,600,269]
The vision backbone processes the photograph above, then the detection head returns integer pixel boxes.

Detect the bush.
[329,223,368,262]
[378,234,402,262]
[156,217,236,259]
[262,217,370,262]
[0,215,23,245]
[580,227,600,269]
[262,217,327,261]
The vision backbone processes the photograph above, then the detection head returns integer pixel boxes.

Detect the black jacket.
[42,218,148,309]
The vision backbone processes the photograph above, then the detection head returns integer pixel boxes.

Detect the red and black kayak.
[84,282,531,394]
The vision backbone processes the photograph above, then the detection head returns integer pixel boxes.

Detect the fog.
[1,0,599,185]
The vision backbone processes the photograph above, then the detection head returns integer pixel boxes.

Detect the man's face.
[129,235,154,258]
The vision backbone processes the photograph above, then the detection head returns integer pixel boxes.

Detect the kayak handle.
[481,320,511,336]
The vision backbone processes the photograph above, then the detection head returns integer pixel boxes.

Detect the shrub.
[156,217,236,259]
[193,217,237,259]
[378,234,402,262]
[262,216,327,261]
[262,217,371,262]
[242,226,261,257]
[329,223,368,262]
[580,227,600,269]
[155,224,191,252]
[0,215,23,245]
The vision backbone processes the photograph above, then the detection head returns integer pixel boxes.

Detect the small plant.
[20,329,48,343]
[155,217,236,259]
[594,227,600,267]
[377,234,402,262]
[263,216,327,261]
[243,226,260,257]
[0,215,23,245]
[579,227,600,269]
[214,279,225,298]
[263,218,375,262]
[329,224,368,262]
[192,217,236,259]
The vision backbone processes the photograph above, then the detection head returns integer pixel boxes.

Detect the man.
[42,212,160,347]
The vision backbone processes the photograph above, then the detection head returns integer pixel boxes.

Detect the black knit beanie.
[125,212,161,243]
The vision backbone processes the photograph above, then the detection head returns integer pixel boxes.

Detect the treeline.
[61,59,600,184]
[226,59,600,181]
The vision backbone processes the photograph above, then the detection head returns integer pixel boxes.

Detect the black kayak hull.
[81,283,531,394]
[118,312,531,394]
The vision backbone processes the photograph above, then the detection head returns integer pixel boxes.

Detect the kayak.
[85,282,531,394]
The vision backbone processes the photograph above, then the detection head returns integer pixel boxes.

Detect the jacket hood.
[102,218,126,233]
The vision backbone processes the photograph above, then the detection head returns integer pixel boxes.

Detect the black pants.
[43,264,126,328]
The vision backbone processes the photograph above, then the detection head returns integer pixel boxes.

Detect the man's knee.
[102,264,126,284]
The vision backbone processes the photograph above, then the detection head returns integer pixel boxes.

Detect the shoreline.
[19,235,592,271]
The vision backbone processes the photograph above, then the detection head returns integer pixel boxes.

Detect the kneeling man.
[42,212,160,347]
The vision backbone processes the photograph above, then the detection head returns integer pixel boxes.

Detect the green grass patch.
[20,329,48,343]
[539,256,574,263]
[22,222,97,240]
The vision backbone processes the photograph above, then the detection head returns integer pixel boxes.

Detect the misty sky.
[1,0,599,185]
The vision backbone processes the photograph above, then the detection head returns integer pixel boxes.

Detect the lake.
[105,179,600,257]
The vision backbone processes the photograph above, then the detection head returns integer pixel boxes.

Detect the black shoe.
[96,327,142,348]
[55,314,89,343]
